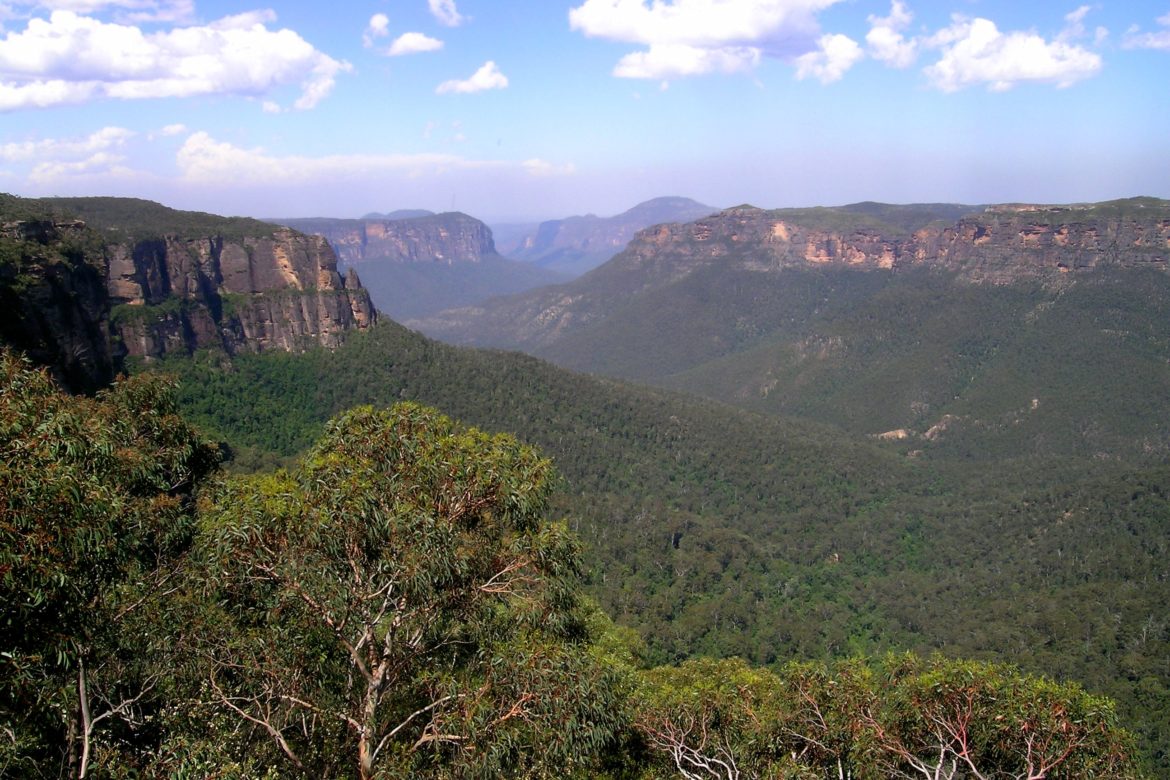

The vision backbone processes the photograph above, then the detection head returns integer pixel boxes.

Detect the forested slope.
[149,321,1170,771]
[3,350,1146,777]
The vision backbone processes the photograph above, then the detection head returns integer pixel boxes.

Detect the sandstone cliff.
[0,213,116,392]
[617,198,1170,283]
[497,197,719,277]
[106,227,375,360]
[279,212,495,266]
[1,196,377,388]
[413,197,1170,350]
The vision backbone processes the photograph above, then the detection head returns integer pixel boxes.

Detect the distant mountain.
[275,212,567,320]
[495,196,719,277]
[415,197,1170,460]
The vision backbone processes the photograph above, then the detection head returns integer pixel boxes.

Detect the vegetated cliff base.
[0,195,376,389]
[418,197,1170,350]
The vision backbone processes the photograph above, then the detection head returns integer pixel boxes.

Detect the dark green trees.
[176,403,625,778]
[0,350,218,776]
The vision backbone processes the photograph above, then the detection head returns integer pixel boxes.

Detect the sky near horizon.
[0,0,1168,222]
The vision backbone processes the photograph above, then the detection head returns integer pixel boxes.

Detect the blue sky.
[1,0,1168,221]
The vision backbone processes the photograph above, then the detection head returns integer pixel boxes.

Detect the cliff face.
[619,199,1170,283]
[280,212,495,266]
[107,228,376,360]
[1,196,377,388]
[0,217,116,392]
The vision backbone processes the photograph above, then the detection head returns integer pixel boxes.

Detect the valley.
[2,192,1168,775]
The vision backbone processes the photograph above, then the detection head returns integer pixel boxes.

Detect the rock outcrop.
[106,228,375,360]
[279,212,495,266]
[1,196,377,389]
[0,216,116,392]
[413,197,1170,350]
[617,198,1170,283]
[496,196,719,277]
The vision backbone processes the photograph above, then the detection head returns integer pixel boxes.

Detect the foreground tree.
[0,350,217,777]
[187,403,623,778]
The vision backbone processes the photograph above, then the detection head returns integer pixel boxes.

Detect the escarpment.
[106,227,376,360]
[1,195,376,389]
[279,211,496,266]
[618,198,1170,282]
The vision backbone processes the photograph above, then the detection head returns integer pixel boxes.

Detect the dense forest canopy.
[132,320,1170,775]
[0,351,1148,777]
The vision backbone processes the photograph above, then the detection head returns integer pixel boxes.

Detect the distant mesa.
[273,210,566,320]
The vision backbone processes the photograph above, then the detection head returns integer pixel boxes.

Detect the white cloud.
[0,125,133,161]
[0,10,351,111]
[794,32,861,82]
[923,16,1102,92]
[1123,12,1170,51]
[428,0,464,27]
[614,43,760,77]
[159,122,186,135]
[363,12,389,47]
[866,0,916,68]
[568,0,841,79]
[522,158,576,177]
[435,61,508,94]
[0,126,137,184]
[173,131,541,186]
[387,31,443,56]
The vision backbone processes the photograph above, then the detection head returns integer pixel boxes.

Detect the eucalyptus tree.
[0,350,218,777]
[189,402,623,778]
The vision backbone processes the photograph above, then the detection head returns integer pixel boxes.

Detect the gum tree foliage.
[633,655,1140,780]
[189,402,624,779]
[0,350,218,777]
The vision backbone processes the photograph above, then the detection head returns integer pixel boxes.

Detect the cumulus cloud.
[0,10,351,111]
[866,0,916,68]
[0,126,136,184]
[159,122,186,136]
[1123,12,1170,51]
[435,61,508,94]
[794,32,862,82]
[923,15,1102,92]
[614,43,760,77]
[568,0,842,79]
[387,31,444,56]
[0,125,133,161]
[428,0,464,27]
[363,13,390,47]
